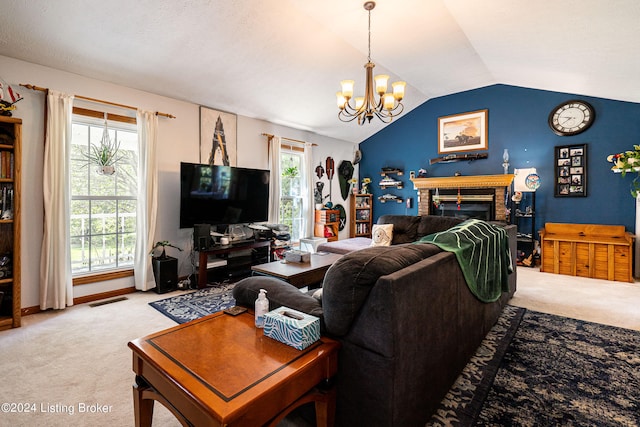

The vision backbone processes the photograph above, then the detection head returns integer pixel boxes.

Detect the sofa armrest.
[232,276,323,318]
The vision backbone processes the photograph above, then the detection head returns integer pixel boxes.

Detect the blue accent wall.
[359,84,640,232]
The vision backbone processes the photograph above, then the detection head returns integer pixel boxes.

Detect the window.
[280,146,305,242]
[69,110,138,275]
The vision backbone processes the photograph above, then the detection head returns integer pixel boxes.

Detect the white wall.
[0,55,354,309]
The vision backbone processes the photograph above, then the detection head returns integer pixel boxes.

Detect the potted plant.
[149,241,183,293]
[86,127,124,175]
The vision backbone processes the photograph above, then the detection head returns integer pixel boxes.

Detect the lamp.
[336,1,406,125]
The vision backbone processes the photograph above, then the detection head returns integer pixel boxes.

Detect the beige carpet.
[0,268,638,426]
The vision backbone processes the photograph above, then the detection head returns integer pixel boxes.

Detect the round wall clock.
[548,100,595,136]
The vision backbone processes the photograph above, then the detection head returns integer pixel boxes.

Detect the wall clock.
[548,100,595,136]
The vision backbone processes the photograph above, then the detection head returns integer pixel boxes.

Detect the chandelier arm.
[338,110,365,123]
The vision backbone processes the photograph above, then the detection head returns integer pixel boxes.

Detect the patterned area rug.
[428,305,640,426]
[149,283,236,324]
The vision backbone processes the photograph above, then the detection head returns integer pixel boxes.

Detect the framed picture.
[554,144,587,197]
[438,109,488,154]
[200,106,237,166]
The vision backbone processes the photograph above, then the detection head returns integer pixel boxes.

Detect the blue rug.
[149,283,236,324]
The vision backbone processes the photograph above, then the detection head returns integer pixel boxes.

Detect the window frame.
[70,107,138,285]
[279,143,306,243]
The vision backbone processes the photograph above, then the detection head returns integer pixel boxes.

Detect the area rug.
[149,283,236,324]
[428,305,640,426]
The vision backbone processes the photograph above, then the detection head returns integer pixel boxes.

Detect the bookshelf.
[0,116,21,330]
[314,209,339,242]
[350,194,372,238]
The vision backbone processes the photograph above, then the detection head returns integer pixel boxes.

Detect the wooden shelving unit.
[350,194,372,238]
[314,209,339,242]
[0,116,21,330]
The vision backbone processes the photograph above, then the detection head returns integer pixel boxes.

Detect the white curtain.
[134,110,159,291]
[40,90,74,310]
[268,136,281,223]
[302,143,314,237]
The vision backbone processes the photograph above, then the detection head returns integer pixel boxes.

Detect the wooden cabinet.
[0,116,21,330]
[314,209,339,242]
[350,194,372,238]
[539,223,634,283]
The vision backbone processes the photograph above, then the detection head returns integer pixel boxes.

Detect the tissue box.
[263,307,320,350]
[284,250,311,263]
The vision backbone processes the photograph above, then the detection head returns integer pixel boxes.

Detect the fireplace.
[431,189,495,221]
[410,174,514,222]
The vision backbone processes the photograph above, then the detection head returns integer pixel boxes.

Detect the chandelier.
[337,1,406,125]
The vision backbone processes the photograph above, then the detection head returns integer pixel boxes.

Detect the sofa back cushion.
[377,215,421,244]
[416,216,465,239]
[323,243,442,336]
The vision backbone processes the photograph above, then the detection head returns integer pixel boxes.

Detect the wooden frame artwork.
[199,106,237,166]
[438,109,488,154]
[554,143,587,197]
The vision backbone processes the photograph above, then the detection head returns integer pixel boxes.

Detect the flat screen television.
[179,162,270,229]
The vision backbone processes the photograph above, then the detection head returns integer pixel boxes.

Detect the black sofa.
[233,215,517,426]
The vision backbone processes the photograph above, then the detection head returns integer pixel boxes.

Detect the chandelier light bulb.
[374,74,389,95]
[392,81,406,100]
[340,80,354,99]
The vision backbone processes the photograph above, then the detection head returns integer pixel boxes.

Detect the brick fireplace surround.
[410,174,515,221]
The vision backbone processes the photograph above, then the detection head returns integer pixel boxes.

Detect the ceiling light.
[337,1,406,125]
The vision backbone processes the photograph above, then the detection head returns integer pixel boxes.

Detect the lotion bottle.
[254,289,269,328]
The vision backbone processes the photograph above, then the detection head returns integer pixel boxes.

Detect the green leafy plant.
[607,145,640,197]
[149,241,183,259]
[282,166,299,178]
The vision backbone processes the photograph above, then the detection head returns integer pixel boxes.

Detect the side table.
[128,311,340,426]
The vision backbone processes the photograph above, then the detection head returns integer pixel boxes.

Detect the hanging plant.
[85,114,124,175]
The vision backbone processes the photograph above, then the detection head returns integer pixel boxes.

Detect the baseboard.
[21,287,137,317]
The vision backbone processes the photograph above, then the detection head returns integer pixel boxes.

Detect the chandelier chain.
[368,7,371,62]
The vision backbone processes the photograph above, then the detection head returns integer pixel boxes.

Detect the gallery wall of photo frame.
[554,143,587,197]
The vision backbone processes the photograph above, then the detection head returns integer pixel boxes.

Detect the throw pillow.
[370,224,393,246]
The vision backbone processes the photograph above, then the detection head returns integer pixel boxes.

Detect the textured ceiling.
[1,0,638,143]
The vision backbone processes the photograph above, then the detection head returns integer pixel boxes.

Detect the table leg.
[198,251,207,288]
[133,375,154,427]
[314,382,337,427]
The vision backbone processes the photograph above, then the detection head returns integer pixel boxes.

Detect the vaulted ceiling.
[1,0,638,143]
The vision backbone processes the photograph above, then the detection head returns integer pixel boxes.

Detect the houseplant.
[86,125,124,175]
[149,241,183,293]
[607,145,640,197]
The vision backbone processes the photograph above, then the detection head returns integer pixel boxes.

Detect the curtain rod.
[20,83,176,118]
[261,133,317,146]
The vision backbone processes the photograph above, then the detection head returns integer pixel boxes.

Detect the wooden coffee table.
[129,311,339,427]
[251,252,342,288]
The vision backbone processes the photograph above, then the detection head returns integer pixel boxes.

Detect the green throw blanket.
[416,219,512,303]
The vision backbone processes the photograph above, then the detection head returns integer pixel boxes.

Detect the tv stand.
[196,240,270,288]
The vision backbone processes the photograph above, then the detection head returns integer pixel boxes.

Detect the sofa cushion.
[316,237,372,254]
[416,216,465,239]
[370,224,393,246]
[322,243,442,336]
[377,215,420,244]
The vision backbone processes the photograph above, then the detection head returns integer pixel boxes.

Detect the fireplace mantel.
[410,174,514,221]
[410,174,514,190]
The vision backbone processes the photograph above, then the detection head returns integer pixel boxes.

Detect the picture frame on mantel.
[554,143,587,197]
[199,106,237,166]
[438,109,488,154]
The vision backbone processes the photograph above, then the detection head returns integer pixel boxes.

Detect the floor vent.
[89,296,128,307]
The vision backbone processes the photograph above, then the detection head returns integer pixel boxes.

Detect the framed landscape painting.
[200,106,237,166]
[438,109,488,154]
